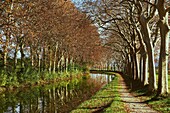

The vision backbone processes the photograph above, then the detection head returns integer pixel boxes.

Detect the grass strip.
[147,75,170,113]
[71,72,126,113]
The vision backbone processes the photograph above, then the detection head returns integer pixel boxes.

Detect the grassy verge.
[127,75,170,113]
[71,72,126,113]
[146,75,170,112]
[148,97,170,112]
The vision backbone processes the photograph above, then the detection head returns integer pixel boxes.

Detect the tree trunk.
[53,43,58,73]
[70,57,74,71]
[143,54,149,86]
[3,50,7,71]
[42,47,46,71]
[65,56,69,73]
[131,54,135,79]
[139,54,143,82]
[20,43,25,70]
[147,43,157,91]
[36,48,41,72]
[3,34,10,71]
[134,53,140,80]
[136,26,148,86]
[3,7,12,71]
[140,18,157,92]
[48,46,52,73]
[61,55,65,72]
[139,52,149,86]
[157,11,169,95]
[38,53,41,72]
[127,54,132,77]
[57,52,64,73]
[30,47,34,67]
[14,44,19,70]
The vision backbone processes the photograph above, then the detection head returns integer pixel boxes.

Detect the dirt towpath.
[118,76,159,113]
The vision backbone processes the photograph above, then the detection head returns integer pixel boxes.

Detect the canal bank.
[0,70,83,93]
[0,72,111,113]
[72,72,160,113]
[71,72,125,113]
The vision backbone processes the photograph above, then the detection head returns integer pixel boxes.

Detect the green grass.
[104,74,125,113]
[148,97,170,112]
[71,73,126,113]
[132,75,170,113]
[147,75,170,112]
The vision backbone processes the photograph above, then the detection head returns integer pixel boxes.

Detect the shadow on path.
[118,74,159,113]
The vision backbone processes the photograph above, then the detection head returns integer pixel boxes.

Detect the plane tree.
[156,0,170,96]
[0,0,104,76]
[81,0,168,93]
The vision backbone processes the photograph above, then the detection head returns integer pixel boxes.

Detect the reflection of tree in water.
[0,75,107,113]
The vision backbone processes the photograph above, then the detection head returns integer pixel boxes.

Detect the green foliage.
[104,76,125,113]
[0,66,84,90]
[43,71,53,80]
[0,70,19,87]
[0,71,7,86]
[15,68,40,85]
[82,65,90,73]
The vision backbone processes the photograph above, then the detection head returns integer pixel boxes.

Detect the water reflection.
[0,74,113,113]
[91,73,114,83]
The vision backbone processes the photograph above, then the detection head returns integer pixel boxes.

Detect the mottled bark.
[65,56,69,73]
[30,47,34,67]
[48,46,52,73]
[57,52,64,72]
[53,43,58,73]
[157,4,169,95]
[38,53,41,72]
[140,16,157,92]
[36,48,41,72]
[20,43,25,69]
[14,44,19,69]
[134,53,140,80]
[136,27,149,85]
[3,35,10,71]
[143,54,149,85]
[42,47,47,70]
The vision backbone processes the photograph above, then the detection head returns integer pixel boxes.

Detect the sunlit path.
[118,75,159,113]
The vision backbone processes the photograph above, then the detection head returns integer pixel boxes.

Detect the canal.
[0,73,113,113]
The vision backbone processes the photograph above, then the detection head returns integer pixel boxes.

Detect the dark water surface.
[0,74,113,113]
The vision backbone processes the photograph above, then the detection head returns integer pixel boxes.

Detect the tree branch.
[165,7,170,13]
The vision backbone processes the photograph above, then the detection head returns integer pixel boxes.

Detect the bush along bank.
[0,68,85,93]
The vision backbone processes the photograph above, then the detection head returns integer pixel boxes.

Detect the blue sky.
[71,0,84,8]
[71,0,83,5]
[71,0,82,2]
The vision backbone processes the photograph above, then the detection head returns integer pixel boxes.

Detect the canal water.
[0,73,113,113]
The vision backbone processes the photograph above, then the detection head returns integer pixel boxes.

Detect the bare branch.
[165,7,170,13]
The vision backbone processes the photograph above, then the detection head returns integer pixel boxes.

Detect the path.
[118,76,159,113]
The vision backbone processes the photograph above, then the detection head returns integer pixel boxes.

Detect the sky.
[71,0,83,6]
[71,0,82,3]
